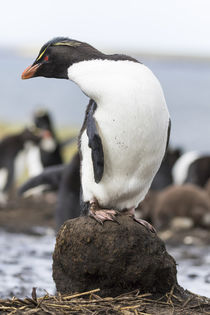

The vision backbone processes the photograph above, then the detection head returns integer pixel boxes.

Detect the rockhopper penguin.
[33,109,63,167]
[0,128,41,205]
[22,37,170,231]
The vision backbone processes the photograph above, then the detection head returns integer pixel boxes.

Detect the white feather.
[26,145,43,177]
[68,59,170,209]
[172,151,200,185]
[0,168,8,191]
[40,138,56,152]
[0,168,8,206]
[14,150,27,181]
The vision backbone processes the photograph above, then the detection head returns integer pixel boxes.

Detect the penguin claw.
[133,217,156,233]
[89,209,119,225]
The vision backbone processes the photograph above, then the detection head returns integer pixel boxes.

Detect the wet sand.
[0,193,56,234]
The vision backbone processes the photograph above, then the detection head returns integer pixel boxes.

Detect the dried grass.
[0,287,210,315]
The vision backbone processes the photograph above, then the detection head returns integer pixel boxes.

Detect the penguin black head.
[21,37,103,80]
[34,109,52,131]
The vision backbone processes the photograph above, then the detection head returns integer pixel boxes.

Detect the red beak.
[21,63,40,80]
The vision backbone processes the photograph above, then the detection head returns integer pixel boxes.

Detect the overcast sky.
[0,0,210,56]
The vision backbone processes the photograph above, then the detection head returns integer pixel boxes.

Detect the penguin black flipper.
[18,164,64,195]
[86,100,104,183]
[163,118,171,159]
[166,118,171,152]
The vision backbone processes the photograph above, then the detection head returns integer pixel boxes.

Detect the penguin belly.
[0,168,8,191]
[0,168,8,205]
[81,91,169,210]
[69,60,170,210]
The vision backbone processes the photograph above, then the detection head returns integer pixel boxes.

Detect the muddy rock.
[53,214,177,297]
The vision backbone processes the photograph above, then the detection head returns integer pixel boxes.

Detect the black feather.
[86,101,104,183]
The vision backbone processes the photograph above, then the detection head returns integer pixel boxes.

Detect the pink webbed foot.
[89,200,119,225]
[126,208,156,233]
[133,217,156,233]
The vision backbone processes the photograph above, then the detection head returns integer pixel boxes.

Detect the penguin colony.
[0,108,77,206]
[21,37,170,230]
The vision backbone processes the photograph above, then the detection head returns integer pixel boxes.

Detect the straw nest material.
[0,286,210,315]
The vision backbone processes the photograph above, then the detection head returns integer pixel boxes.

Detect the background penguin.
[26,109,77,179]
[19,152,80,230]
[150,147,182,190]
[19,164,64,194]
[55,152,80,229]
[172,151,210,187]
[152,184,210,230]
[33,109,63,168]
[172,151,200,185]
[22,37,170,230]
[20,108,79,225]
[0,128,40,206]
[183,155,210,187]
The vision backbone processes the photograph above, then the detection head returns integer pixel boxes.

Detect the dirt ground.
[0,192,56,234]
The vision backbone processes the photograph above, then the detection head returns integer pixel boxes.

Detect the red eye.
[44,56,49,61]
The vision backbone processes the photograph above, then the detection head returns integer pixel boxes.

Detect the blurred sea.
[0,50,210,151]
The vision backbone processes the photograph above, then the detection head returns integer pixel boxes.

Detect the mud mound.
[53,215,177,297]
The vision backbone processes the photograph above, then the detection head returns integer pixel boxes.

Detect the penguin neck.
[68,59,138,103]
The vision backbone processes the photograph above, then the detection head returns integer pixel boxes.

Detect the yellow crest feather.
[36,47,49,61]
[53,41,81,47]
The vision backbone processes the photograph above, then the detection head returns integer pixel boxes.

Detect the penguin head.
[21,37,102,80]
[34,109,52,131]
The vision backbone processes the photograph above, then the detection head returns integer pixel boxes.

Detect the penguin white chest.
[69,60,170,209]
